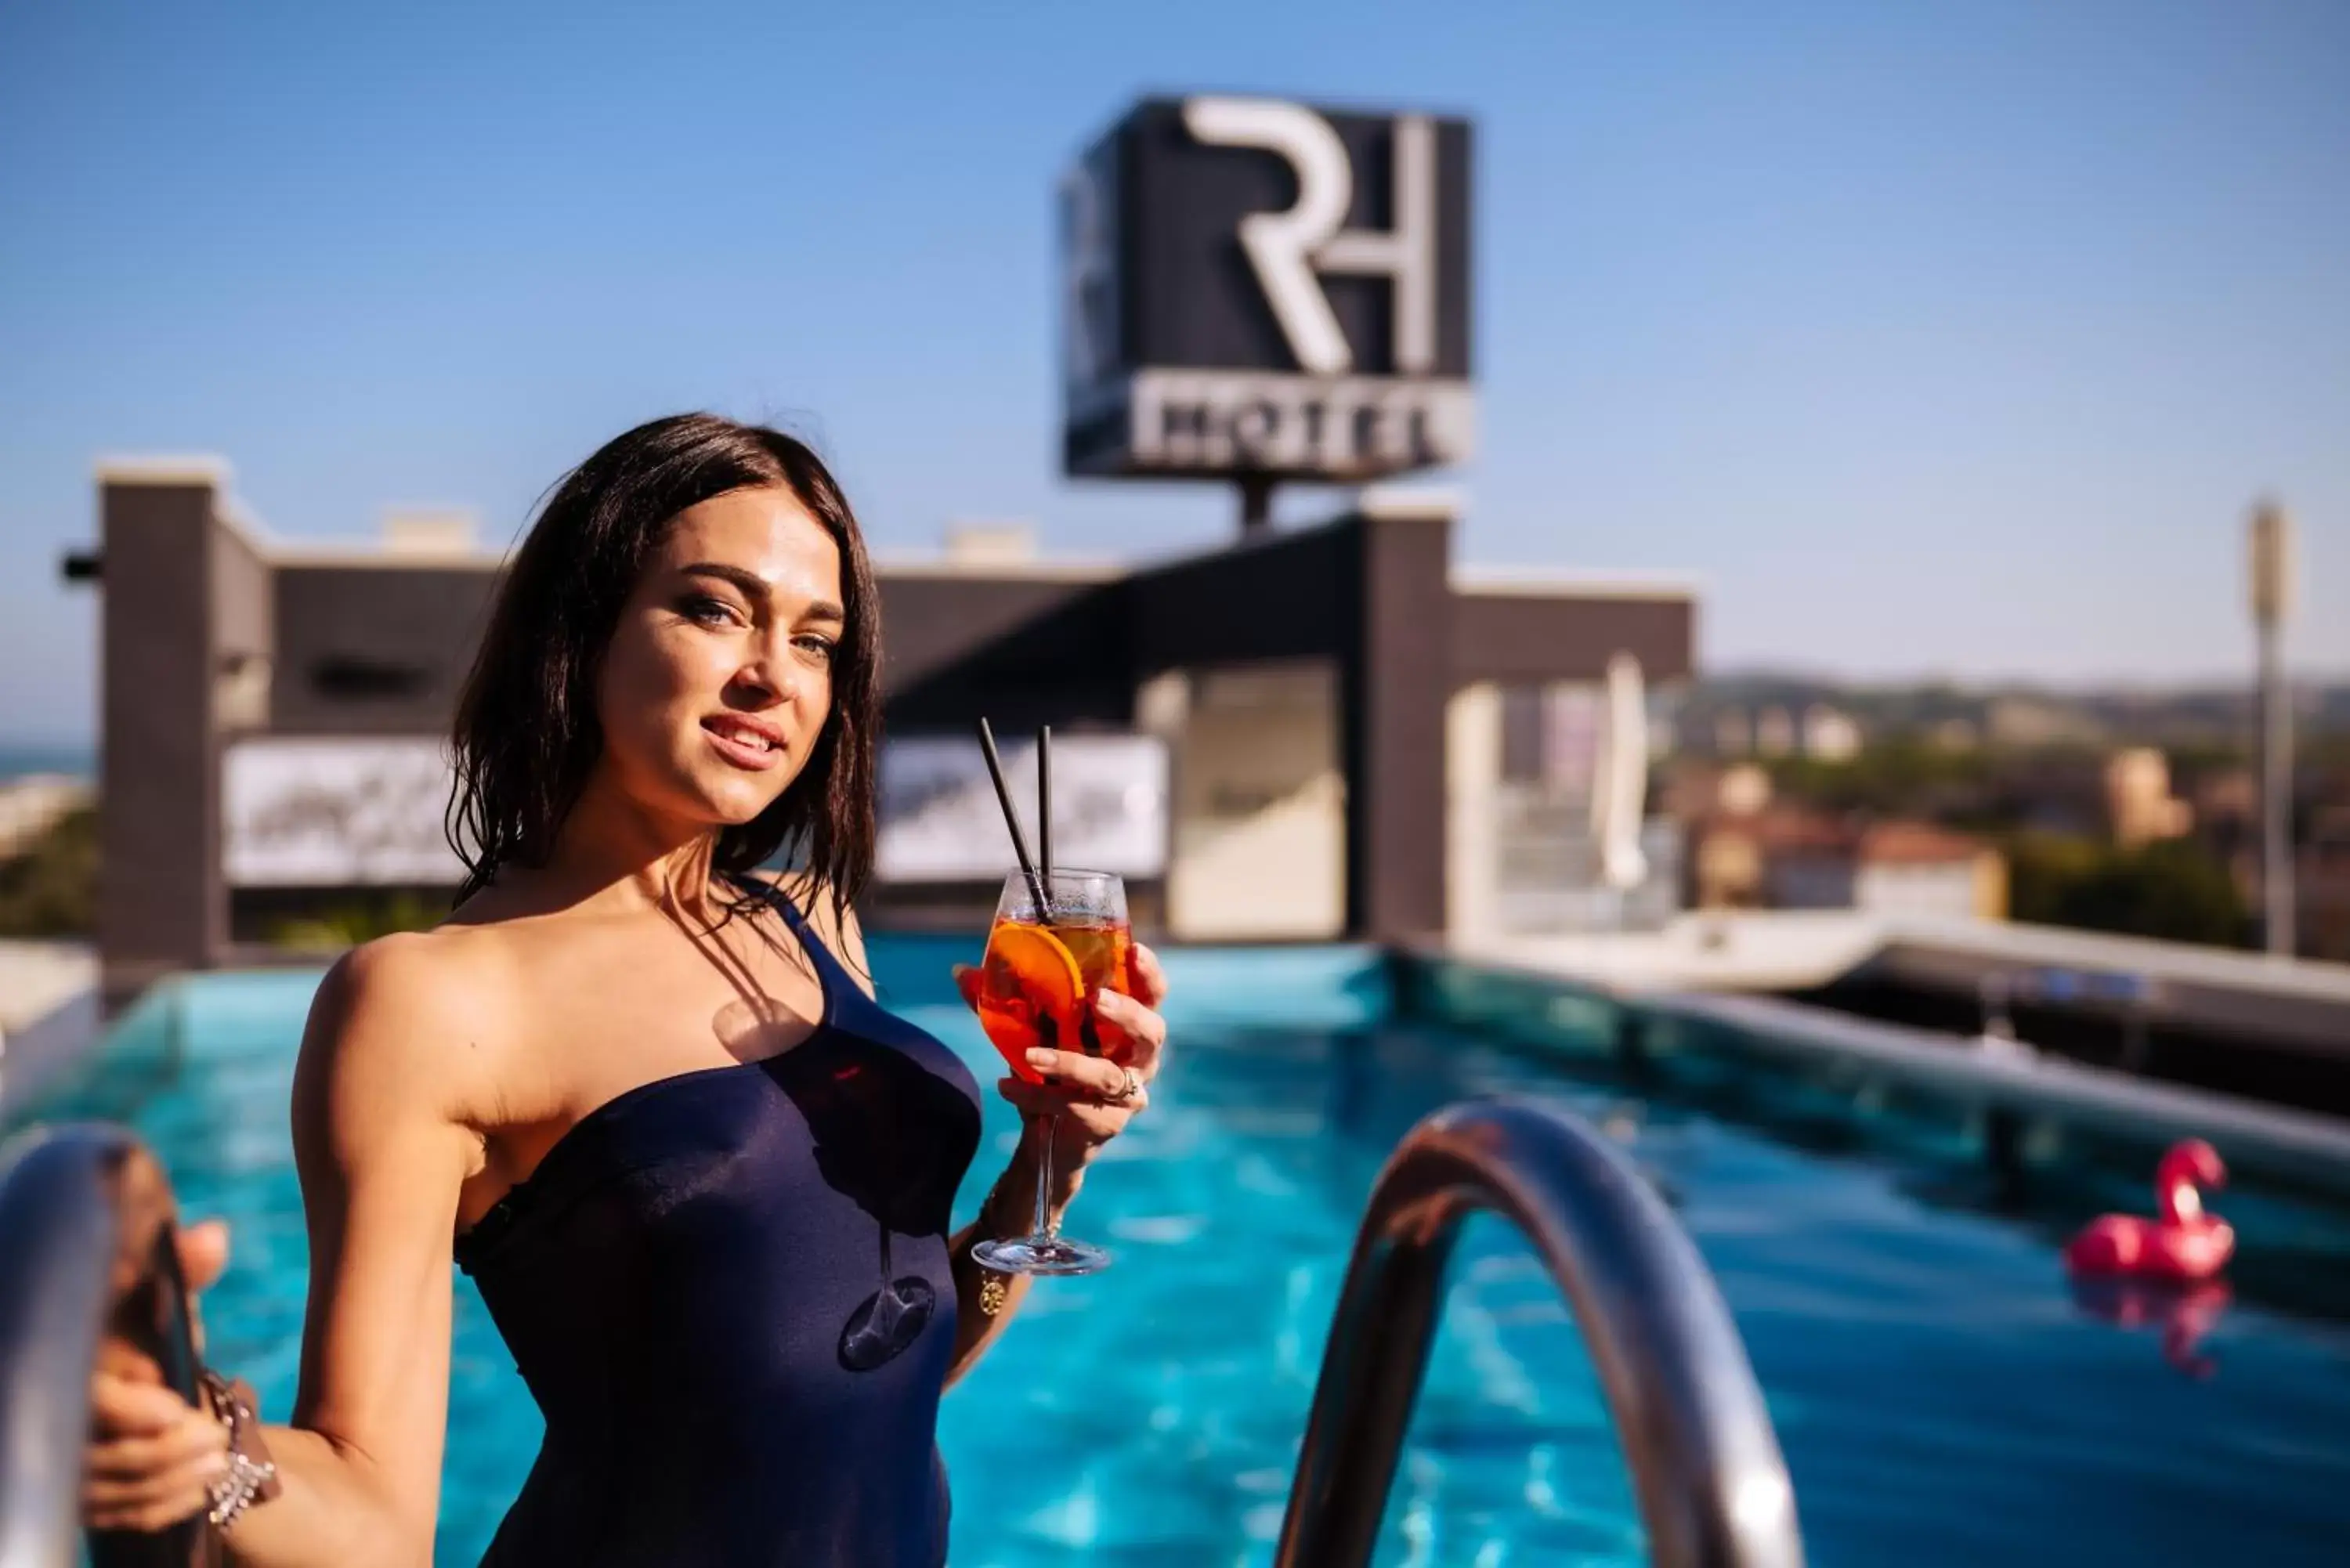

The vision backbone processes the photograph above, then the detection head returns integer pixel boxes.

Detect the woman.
[81,413,1169,1566]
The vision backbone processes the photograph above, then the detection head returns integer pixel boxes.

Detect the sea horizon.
[0,742,96,783]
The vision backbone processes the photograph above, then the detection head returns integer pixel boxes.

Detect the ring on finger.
[1108,1065,1144,1104]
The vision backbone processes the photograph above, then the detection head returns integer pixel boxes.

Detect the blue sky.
[2,0,2345,745]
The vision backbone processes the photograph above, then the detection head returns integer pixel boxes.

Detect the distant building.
[1690,798,2006,922]
[1845,822,2008,920]
[1692,822,1767,910]
[1762,818,2006,920]
[1684,764,1777,909]
[1802,706,1863,762]
[2104,747,2193,848]
[2194,766,2258,817]
[1747,814,1854,909]
[1986,695,2104,750]
[1716,763,1773,818]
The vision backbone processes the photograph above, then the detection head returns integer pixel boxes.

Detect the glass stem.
[1033,1111,1059,1239]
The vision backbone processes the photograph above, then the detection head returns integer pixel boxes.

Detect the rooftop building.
[68,461,1697,997]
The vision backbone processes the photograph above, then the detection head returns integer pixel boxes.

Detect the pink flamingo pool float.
[2064,1138,2236,1284]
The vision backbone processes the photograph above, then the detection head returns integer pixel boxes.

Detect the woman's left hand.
[956,944,1168,1183]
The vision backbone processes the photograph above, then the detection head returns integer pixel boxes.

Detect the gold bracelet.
[967,1177,1019,1317]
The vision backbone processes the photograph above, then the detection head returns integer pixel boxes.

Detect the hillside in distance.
[1681,673,2350,755]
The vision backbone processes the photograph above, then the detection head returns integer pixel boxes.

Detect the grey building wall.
[98,475,223,995]
[878,573,1115,697]
[1453,588,1696,685]
[270,563,501,735]
[880,573,1136,732]
[212,518,273,735]
[1127,525,1354,670]
[257,563,1127,736]
[1343,511,1454,941]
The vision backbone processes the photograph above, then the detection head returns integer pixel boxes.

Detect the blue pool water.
[16,938,2350,1565]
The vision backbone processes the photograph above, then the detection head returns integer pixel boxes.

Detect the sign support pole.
[1238,474,1276,536]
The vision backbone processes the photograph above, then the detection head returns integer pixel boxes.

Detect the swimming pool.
[15,938,2350,1565]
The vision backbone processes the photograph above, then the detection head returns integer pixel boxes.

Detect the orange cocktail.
[975,916,1133,1082]
[968,866,1129,1277]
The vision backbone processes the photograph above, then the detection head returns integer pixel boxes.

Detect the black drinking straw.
[1037,726,1054,894]
[975,717,1049,914]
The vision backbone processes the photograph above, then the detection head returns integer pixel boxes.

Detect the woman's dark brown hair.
[446,413,880,930]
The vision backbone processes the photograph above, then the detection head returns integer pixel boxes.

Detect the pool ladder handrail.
[1275,1097,1804,1568]
[0,1122,211,1568]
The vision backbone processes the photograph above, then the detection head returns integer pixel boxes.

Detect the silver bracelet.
[207,1449,279,1530]
[200,1370,282,1530]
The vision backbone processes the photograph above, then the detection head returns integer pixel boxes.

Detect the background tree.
[0,805,97,937]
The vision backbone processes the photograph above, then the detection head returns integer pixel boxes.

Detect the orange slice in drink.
[979,922,1086,1082]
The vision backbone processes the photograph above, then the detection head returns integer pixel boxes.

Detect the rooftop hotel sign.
[1061,96,1474,483]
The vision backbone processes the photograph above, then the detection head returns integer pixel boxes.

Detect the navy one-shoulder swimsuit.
[452,889,984,1567]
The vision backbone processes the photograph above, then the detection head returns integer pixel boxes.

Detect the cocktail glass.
[968,867,1130,1276]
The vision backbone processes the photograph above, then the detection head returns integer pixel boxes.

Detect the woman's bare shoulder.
[295,926,522,1136]
[316,923,521,1036]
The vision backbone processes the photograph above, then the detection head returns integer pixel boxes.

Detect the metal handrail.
[1275,1097,1803,1568]
[0,1123,209,1568]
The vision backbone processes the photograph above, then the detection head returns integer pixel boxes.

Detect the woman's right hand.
[82,1219,233,1533]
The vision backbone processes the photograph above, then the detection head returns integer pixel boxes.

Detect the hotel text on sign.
[1061,96,1475,483]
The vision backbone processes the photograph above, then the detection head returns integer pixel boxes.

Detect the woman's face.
[594,484,845,831]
